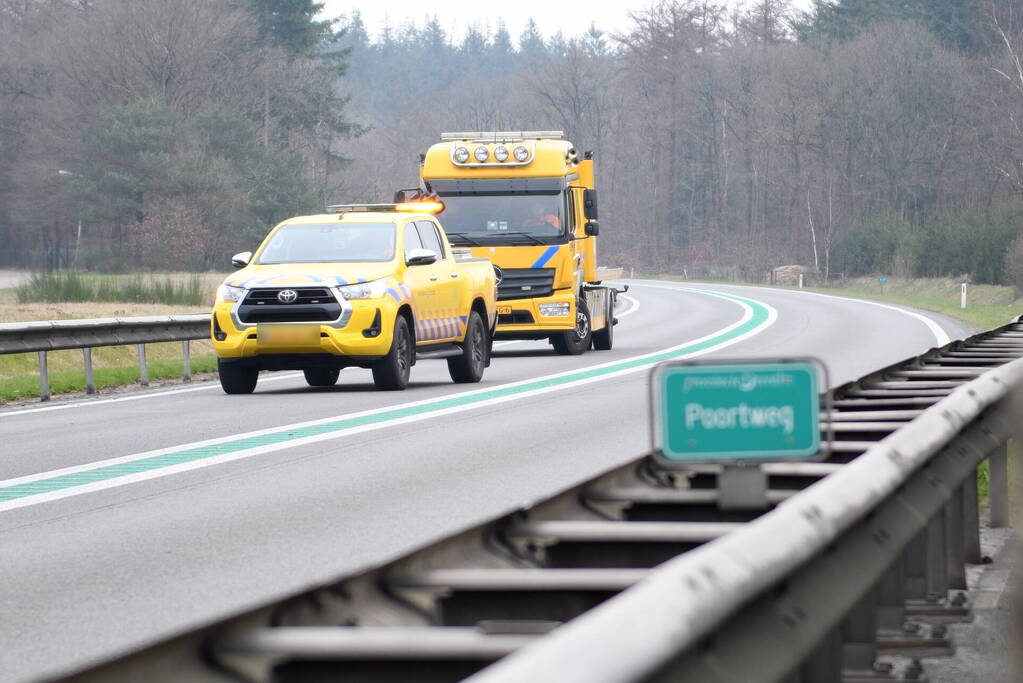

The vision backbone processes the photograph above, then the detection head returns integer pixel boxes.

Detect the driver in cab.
[521,200,561,234]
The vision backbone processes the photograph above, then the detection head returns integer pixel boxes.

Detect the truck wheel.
[592,291,615,351]
[303,368,340,387]
[372,315,412,390]
[448,311,487,383]
[218,359,258,394]
[551,298,592,355]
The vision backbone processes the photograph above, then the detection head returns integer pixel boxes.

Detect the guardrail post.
[841,586,879,675]
[82,347,95,394]
[876,556,907,635]
[925,508,950,601]
[38,351,50,402]
[945,485,967,590]
[903,530,927,601]
[990,442,1010,528]
[963,468,983,563]
[182,340,191,382]
[137,344,148,386]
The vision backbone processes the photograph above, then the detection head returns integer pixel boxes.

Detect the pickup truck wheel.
[551,298,592,355]
[218,359,258,394]
[448,311,486,383]
[303,368,340,387]
[372,315,412,390]
[592,291,615,351]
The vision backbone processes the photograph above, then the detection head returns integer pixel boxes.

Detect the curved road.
[0,281,971,682]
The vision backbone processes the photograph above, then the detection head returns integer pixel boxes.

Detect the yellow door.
[416,220,461,341]
[402,222,442,343]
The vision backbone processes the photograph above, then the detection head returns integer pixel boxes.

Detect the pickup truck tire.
[592,291,615,351]
[373,315,412,390]
[304,368,340,387]
[218,359,258,395]
[551,298,592,355]
[448,310,487,383]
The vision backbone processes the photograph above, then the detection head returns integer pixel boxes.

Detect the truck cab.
[413,131,621,355]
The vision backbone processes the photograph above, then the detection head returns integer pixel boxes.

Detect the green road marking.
[0,288,772,506]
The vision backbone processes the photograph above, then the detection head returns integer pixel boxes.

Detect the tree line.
[3,0,1023,289]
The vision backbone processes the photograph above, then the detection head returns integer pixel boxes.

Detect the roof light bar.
[326,201,444,215]
[440,131,564,142]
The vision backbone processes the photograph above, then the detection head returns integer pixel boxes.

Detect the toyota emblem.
[277,289,298,304]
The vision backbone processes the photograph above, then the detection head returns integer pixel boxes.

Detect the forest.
[4,0,1023,287]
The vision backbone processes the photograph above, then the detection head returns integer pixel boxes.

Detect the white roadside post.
[961,282,967,309]
[799,273,804,289]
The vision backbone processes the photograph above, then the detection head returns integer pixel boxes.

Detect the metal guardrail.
[0,315,211,400]
[53,318,1023,683]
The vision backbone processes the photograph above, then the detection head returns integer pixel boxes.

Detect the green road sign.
[652,360,823,463]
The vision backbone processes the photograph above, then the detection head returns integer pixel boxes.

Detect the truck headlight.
[453,146,470,163]
[539,302,571,317]
[474,145,489,162]
[215,284,246,303]
[513,145,530,162]
[494,145,509,162]
[335,279,387,300]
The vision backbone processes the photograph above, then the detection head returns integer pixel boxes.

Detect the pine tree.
[795,0,990,52]
[518,18,547,59]
[245,0,335,56]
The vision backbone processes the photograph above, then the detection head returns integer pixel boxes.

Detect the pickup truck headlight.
[335,279,387,300]
[215,284,246,303]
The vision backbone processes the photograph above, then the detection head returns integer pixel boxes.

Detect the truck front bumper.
[493,289,576,339]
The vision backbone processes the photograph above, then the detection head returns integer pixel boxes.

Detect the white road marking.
[3,294,645,415]
[628,281,952,347]
[0,372,304,419]
[0,289,777,511]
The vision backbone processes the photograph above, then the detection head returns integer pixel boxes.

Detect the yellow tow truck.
[211,202,497,393]
[402,131,623,355]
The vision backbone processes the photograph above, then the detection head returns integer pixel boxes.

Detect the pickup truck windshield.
[257,223,396,264]
[438,193,566,245]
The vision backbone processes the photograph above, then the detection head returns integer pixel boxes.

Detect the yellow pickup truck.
[211,202,497,393]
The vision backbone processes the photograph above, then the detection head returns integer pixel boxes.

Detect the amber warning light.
[326,201,445,215]
[396,200,445,214]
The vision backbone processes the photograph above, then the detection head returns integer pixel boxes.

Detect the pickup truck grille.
[242,288,334,306]
[497,268,555,301]
[238,287,342,324]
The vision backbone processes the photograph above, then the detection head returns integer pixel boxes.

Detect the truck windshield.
[257,223,396,264]
[438,193,567,245]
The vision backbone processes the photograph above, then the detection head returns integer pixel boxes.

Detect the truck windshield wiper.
[444,232,481,246]
[499,232,547,245]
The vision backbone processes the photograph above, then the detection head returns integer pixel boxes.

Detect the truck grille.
[238,287,341,324]
[497,268,555,301]
[498,310,535,325]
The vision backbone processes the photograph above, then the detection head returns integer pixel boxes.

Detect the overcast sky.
[321,1,815,42]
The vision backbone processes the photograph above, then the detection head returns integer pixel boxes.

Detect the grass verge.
[1,276,219,403]
[15,271,214,306]
[801,277,1021,331]
[645,274,1022,331]
[0,352,218,402]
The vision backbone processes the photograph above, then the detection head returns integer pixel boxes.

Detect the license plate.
[497,305,512,316]
[257,324,320,346]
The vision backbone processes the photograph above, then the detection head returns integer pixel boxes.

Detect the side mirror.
[583,189,598,220]
[584,221,599,237]
[406,248,438,266]
[231,251,252,268]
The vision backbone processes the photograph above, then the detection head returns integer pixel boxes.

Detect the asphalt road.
[0,281,972,682]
